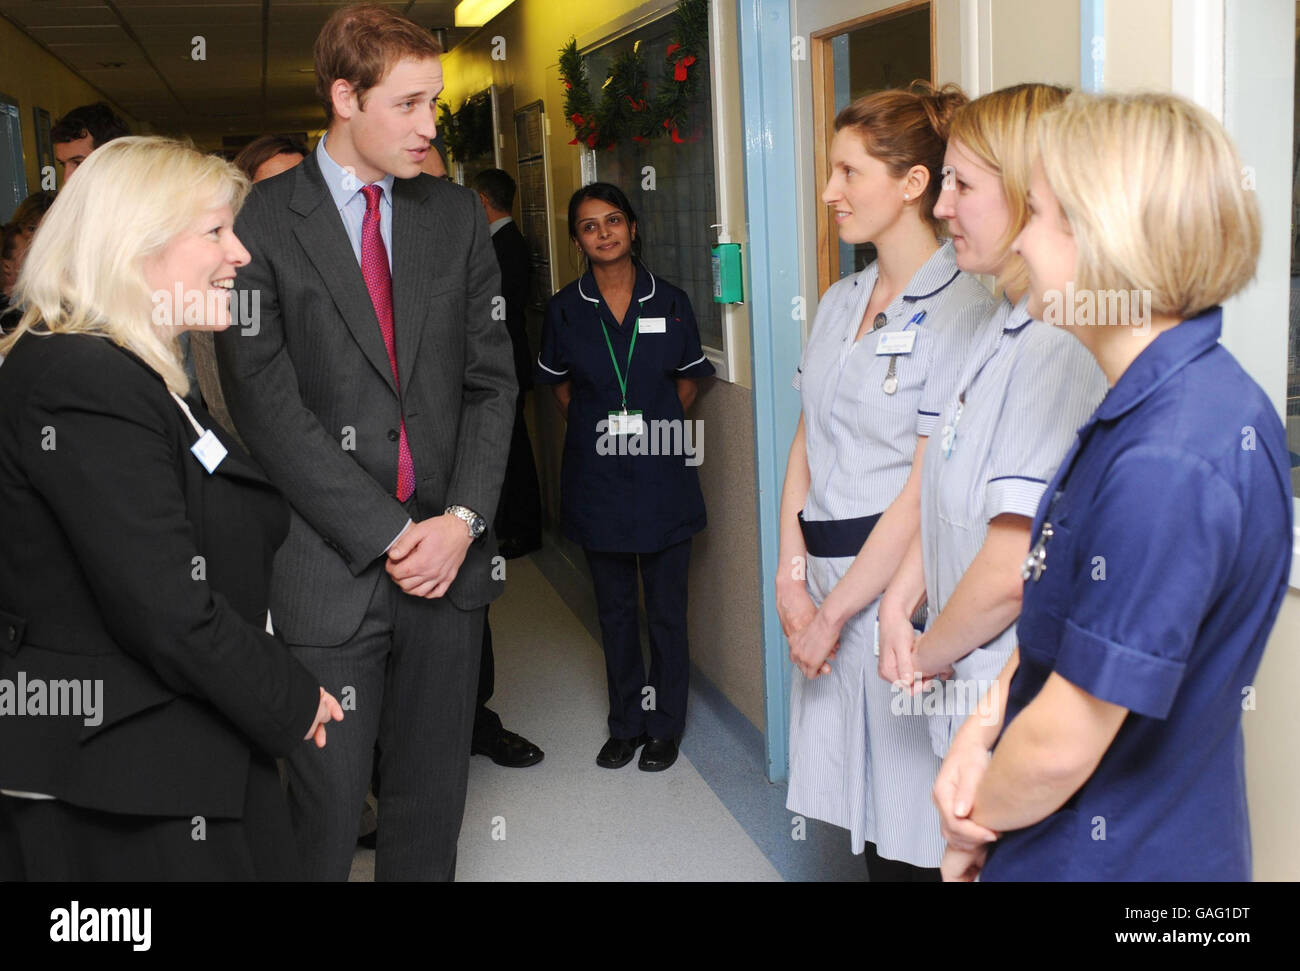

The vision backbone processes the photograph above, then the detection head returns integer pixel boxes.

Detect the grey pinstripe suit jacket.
[214,153,516,647]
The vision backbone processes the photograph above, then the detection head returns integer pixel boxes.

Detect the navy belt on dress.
[797,510,881,559]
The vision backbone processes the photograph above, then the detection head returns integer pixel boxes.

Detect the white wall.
[1112,0,1297,881]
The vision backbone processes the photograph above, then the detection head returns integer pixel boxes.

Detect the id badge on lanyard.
[599,305,643,435]
[608,409,644,436]
[170,391,228,474]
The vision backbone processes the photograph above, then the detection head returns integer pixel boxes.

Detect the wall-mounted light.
[454,0,515,28]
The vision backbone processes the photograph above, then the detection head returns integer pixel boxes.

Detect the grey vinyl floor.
[347,553,782,882]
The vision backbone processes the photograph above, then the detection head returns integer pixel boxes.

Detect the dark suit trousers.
[583,539,691,740]
[283,561,483,882]
[472,608,503,745]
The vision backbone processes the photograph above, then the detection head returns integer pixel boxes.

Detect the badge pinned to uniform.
[875,331,916,395]
[943,394,966,458]
[608,410,645,436]
[874,331,917,356]
[1021,521,1054,581]
[638,317,666,334]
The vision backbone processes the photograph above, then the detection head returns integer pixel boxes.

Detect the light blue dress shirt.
[315,133,394,272]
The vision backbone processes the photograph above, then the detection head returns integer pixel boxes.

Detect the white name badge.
[875,331,917,355]
[608,411,645,436]
[191,430,229,474]
[638,317,667,334]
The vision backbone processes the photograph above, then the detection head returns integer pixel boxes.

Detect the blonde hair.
[0,136,250,394]
[1036,91,1260,319]
[948,83,1070,297]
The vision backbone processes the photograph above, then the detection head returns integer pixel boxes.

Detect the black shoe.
[498,535,542,560]
[471,728,544,768]
[637,737,679,772]
[356,791,378,847]
[596,733,648,769]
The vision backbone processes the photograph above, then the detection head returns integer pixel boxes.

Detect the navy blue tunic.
[981,308,1292,881]
[535,264,715,553]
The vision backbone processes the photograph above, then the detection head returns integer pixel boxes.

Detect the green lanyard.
[598,308,640,412]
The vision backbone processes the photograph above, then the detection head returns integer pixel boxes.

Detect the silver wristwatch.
[445,504,487,540]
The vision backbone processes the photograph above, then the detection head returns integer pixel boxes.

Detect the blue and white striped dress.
[919,295,1107,758]
[786,241,991,866]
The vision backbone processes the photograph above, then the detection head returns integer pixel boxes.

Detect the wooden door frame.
[809,0,935,296]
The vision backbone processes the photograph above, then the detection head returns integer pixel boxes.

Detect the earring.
[903,193,910,201]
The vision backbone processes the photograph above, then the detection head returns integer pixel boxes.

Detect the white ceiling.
[0,0,470,139]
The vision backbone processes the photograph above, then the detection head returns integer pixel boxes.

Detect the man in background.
[51,103,129,183]
[232,134,309,184]
[471,168,542,558]
[1,192,57,335]
[465,167,544,770]
[420,132,449,179]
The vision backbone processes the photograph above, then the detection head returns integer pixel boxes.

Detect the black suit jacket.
[215,154,516,646]
[491,219,533,393]
[0,332,319,817]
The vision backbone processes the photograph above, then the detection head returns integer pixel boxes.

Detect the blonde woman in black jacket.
[0,137,342,880]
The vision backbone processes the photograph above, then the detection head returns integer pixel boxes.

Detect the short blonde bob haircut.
[0,136,250,395]
[947,83,1070,299]
[1036,91,1260,320]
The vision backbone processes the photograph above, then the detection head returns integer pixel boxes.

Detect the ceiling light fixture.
[454,0,515,28]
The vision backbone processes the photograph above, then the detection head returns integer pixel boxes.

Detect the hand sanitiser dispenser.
[710,224,743,304]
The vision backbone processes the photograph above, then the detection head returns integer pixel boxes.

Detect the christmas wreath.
[560,0,707,151]
[439,90,494,163]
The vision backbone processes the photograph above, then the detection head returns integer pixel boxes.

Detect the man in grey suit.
[215,3,515,881]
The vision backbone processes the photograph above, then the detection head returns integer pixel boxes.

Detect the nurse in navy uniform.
[934,92,1290,882]
[535,182,714,772]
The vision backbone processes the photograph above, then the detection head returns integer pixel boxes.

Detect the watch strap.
[445,504,485,539]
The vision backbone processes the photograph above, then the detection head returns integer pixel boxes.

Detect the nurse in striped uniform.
[876,85,1106,762]
[778,81,993,881]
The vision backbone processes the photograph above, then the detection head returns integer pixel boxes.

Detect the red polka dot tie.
[360,184,415,502]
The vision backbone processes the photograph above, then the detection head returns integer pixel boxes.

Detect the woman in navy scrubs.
[934,92,1291,881]
[535,182,714,771]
